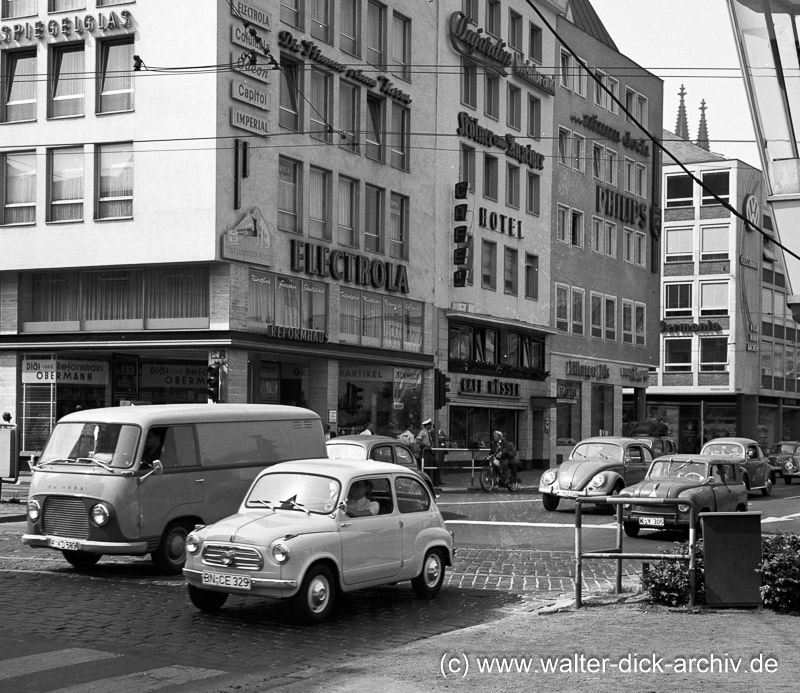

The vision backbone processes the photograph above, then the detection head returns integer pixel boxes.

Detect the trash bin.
[699,511,762,607]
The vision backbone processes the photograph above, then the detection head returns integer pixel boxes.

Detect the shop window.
[98,38,134,114]
[49,43,84,118]
[556,380,581,446]
[2,49,36,122]
[591,384,614,437]
[665,338,692,372]
[2,150,36,225]
[360,293,380,345]
[339,289,422,352]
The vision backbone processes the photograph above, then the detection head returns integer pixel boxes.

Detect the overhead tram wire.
[523,0,800,266]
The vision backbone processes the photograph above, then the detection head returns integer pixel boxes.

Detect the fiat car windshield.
[245,472,342,514]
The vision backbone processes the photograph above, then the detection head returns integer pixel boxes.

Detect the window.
[605,296,617,340]
[50,1,83,10]
[605,148,617,185]
[340,0,360,56]
[339,81,359,152]
[555,284,569,331]
[573,58,586,97]
[635,303,646,345]
[701,337,728,372]
[665,226,693,262]
[593,69,606,107]
[337,176,358,247]
[699,225,729,261]
[560,50,571,89]
[48,146,83,222]
[2,49,36,122]
[309,69,332,142]
[573,134,585,172]
[592,217,603,253]
[280,0,301,28]
[665,338,692,372]
[460,144,476,191]
[591,292,602,338]
[279,58,301,131]
[665,283,692,317]
[2,151,36,225]
[624,158,635,193]
[571,210,584,247]
[278,157,300,233]
[389,192,408,260]
[506,163,519,208]
[463,0,478,23]
[366,93,385,162]
[487,0,501,36]
[390,102,409,170]
[366,1,386,68]
[622,300,633,344]
[557,204,569,243]
[527,94,541,139]
[3,1,36,18]
[508,10,522,51]
[635,163,647,198]
[623,227,634,263]
[524,253,538,300]
[636,94,648,128]
[483,154,498,200]
[309,0,331,43]
[529,22,543,63]
[482,240,497,290]
[700,282,728,316]
[507,84,521,130]
[526,171,540,215]
[592,144,603,179]
[701,171,730,205]
[97,38,134,113]
[485,72,499,119]
[391,13,411,81]
[49,43,84,117]
[635,231,647,267]
[462,59,477,108]
[607,76,619,114]
[308,167,331,240]
[364,184,384,253]
[504,247,518,295]
[572,288,585,335]
[604,221,616,257]
[96,143,133,219]
[666,174,693,207]
[558,128,570,166]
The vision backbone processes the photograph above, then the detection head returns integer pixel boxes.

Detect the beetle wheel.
[762,476,773,496]
[541,493,559,511]
[623,521,640,538]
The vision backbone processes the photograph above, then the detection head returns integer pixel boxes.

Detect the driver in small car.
[346,480,379,517]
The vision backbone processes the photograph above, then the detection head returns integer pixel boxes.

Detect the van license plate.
[49,537,79,551]
[202,572,251,590]
[640,517,665,527]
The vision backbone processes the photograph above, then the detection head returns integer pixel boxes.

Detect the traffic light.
[206,362,221,402]
[345,382,364,412]
[434,368,451,410]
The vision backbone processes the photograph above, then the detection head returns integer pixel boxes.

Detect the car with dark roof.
[766,441,800,484]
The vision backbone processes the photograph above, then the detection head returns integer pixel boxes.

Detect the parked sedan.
[700,437,774,495]
[326,435,436,496]
[620,456,748,537]
[538,437,654,512]
[183,458,454,623]
[766,441,800,484]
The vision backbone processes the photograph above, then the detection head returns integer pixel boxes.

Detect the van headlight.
[588,473,606,489]
[90,503,110,526]
[272,543,290,564]
[541,470,557,485]
[678,503,690,513]
[27,498,41,522]
[185,533,201,554]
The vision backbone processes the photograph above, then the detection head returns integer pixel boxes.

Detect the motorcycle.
[479,453,521,492]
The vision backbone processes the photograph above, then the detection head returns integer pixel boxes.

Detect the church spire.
[696,99,710,150]
[675,84,690,140]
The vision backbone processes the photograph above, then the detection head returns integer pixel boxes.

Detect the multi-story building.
[0,0,664,470]
[626,90,799,450]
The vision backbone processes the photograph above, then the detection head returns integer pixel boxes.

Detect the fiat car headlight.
[272,543,290,564]
[90,503,110,527]
[27,498,41,522]
[185,533,201,554]
[588,473,606,489]
[541,470,557,485]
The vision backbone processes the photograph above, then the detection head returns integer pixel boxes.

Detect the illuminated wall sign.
[660,320,723,333]
[459,377,521,398]
[566,361,610,380]
[265,325,328,343]
[511,54,555,95]
[448,11,513,75]
[620,366,649,382]
[290,240,410,294]
[570,114,650,157]
[231,52,272,83]
[478,207,523,238]
[0,10,131,43]
[596,185,649,229]
[230,1,271,31]
[457,112,545,170]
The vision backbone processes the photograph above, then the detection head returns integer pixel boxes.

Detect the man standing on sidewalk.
[417,419,439,484]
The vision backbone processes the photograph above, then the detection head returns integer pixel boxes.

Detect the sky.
[590,0,761,169]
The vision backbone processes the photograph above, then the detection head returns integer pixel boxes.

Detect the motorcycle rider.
[491,430,518,486]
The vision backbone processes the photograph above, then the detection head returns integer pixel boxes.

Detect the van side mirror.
[139,459,163,483]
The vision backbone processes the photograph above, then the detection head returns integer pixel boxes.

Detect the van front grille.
[43,496,89,539]
[201,543,263,570]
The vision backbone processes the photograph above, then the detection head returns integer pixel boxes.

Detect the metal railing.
[574,496,699,608]
[422,447,491,486]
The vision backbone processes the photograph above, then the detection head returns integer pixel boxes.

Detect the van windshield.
[39,423,141,470]
[246,472,342,514]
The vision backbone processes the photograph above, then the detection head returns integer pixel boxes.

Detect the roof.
[57,403,320,426]
[328,435,399,445]
[662,129,729,165]
[262,458,409,477]
[567,0,618,51]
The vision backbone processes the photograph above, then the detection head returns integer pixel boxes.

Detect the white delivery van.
[21,404,325,573]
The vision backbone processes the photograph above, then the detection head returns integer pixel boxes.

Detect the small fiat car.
[182,458,454,623]
[620,456,748,536]
[700,437,774,495]
[766,441,800,484]
[538,437,653,512]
